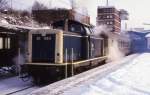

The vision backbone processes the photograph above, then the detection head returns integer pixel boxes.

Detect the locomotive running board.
[26,56,107,66]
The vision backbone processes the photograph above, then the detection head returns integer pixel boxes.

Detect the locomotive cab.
[53,20,90,35]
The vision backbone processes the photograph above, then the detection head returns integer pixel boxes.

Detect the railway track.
[0,76,40,95]
[5,85,38,95]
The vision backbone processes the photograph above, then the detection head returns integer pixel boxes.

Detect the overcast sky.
[10,0,150,29]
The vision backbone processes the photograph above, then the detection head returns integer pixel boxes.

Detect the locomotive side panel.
[63,35,83,62]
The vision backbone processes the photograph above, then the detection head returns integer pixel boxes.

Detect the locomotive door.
[32,34,55,63]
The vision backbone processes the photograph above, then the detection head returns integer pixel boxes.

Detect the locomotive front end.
[27,29,63,64]
[24,29,65,83]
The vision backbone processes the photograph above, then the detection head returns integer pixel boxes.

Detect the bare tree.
[32,1,48,10]
[0,0,8,9]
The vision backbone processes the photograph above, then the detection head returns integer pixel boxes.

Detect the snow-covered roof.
[0,12,40,28]
[0,23,51,31]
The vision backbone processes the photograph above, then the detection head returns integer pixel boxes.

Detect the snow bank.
[72,53,150,95]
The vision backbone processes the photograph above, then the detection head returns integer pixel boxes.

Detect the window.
[110,15,113,18]
[110,21,113,24]
[104,15,107,19]
[85,27,91,35]
[106,21,113,25]
[8,38,10,49]
[70,26,75,32]
[5,38,10,49]
[68,23,85,34]
[107,15,110,18]
[106,22,110,25]
[0,38,3,49]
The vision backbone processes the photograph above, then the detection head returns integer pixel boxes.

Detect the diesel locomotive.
[22,20,108,83]
[0,19,131,83]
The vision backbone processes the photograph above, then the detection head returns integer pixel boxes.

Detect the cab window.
[5,37,10,49]
[69,23,84,33]
[84,27,91,35]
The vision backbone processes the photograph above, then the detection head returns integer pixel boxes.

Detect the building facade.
[97,6,121,32]
[128,30,150,53]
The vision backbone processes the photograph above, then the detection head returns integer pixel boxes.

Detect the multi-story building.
[97,6,121,32]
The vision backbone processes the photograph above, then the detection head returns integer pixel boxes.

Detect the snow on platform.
[29,54,142,95]
[0,76,34,95]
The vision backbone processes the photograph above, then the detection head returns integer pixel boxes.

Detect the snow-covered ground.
[79,53,150,95]
[0,76,38,95]
[29,53,146,95]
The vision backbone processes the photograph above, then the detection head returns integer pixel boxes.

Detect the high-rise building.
[97,6,121,32]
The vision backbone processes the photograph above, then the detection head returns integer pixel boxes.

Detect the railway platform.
[29,53,150,95]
